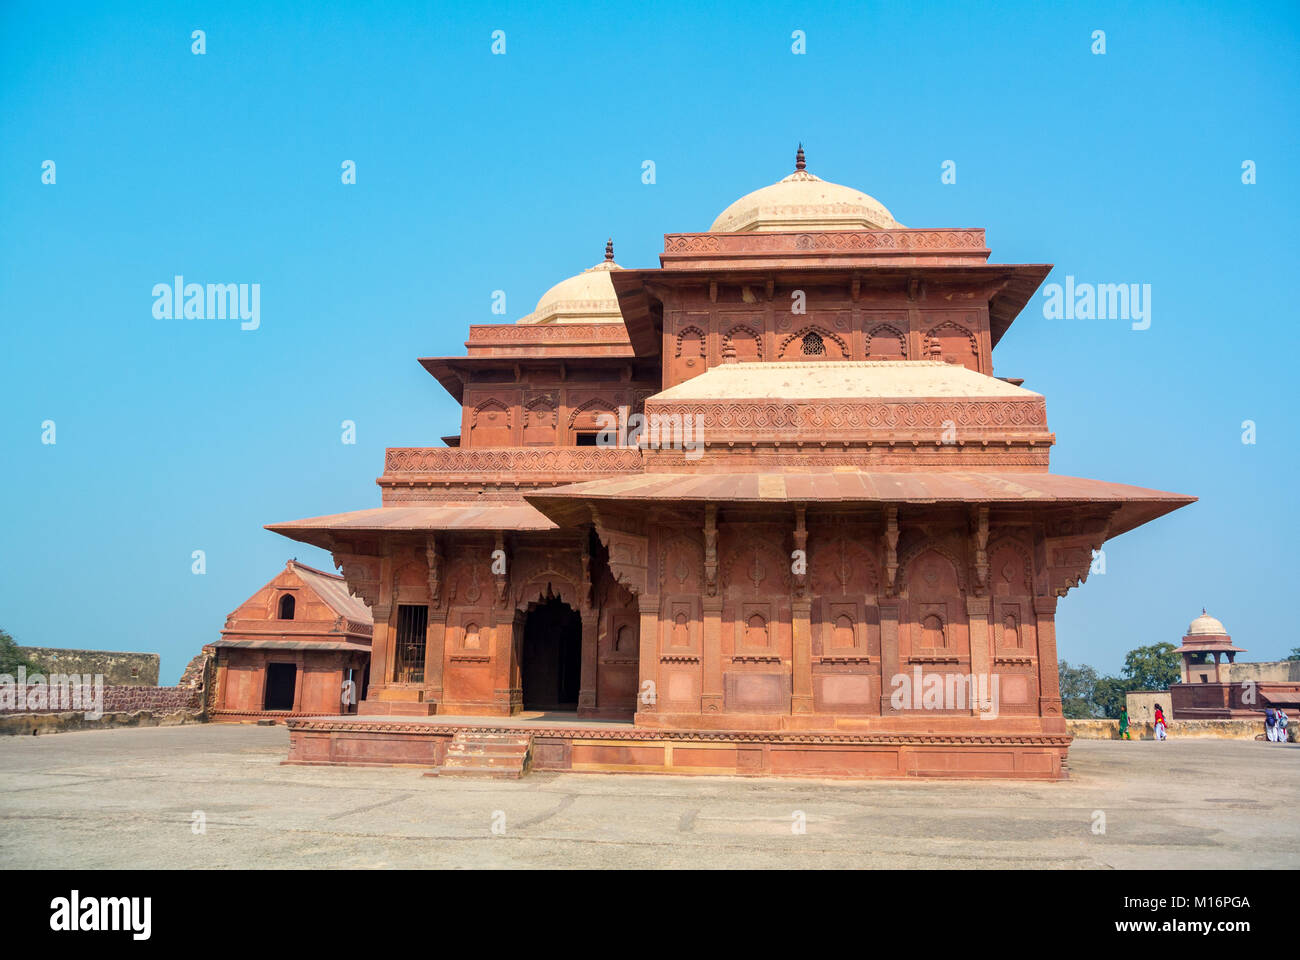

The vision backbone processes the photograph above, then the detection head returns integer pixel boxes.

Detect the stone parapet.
[380,446,645,486]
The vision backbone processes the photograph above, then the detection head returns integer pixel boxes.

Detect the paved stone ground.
[0,724,1295,869]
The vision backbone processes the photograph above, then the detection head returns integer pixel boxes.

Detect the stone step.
[426,730,533,779]
[446,740,530,755]
[444,750,526,765]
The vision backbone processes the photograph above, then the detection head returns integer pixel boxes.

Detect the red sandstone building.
[268,149,1194,778]
[209,561,372,722]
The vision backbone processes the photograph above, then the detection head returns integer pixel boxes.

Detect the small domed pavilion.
[1173,609,1246,684]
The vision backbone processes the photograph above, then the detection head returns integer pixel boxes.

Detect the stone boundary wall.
[1125,691,1171,723]
[0,684,199,717]
[1067,718,1287,741]
[1224,660,1300,684]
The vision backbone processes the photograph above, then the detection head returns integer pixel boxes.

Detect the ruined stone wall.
[0,649,213,735]
[17,647,160,685]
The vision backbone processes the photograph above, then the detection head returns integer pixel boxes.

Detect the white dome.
[710,147,902,233]
[517,240,624,325]
[1187,611,1228,636]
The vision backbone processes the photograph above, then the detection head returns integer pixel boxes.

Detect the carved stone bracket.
[591,505,649,596]
[704,504,719,597]
[972,506,990,593]
[493,531,509,607]
[579,532,592,613]
[792,505,808,599]
[332,551,381,609]
[426,535,442,609]
[883,506,900,595]
[1043,511,1114,597]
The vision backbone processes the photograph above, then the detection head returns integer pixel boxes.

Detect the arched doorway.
[520,596,582,711]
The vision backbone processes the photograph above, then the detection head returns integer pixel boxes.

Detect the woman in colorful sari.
[1154,703,1168,741]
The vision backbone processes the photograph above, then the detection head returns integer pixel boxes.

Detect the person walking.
[1266,706,1278,742]
[1154,703,1168,741]
[1119,706,1131,741]
[1278,707,1290,744]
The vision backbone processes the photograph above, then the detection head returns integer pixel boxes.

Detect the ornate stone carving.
[703,504,718,597]
[972,506,990,592]
[883,507,900,595]
[382,447,643,479]
[792,506,808,599]
[426,536,442,609]
[332,552,380,608]
[591,508,649,597]
[644,395,1050,444]
[493,531,508,606]
[662,228,988,256]
[467,323,631,344]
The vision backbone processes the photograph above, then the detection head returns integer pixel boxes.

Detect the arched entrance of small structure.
[520,595,582,711]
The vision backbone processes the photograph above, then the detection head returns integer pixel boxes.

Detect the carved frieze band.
[467,323,631,344]
[383,447,644,478]
[663,229,987,255]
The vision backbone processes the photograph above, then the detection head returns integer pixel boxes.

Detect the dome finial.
[795,143,806,171]
[604,237,614,262]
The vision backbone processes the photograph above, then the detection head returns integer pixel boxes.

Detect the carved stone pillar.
[791,597,814,714]
[578,608,599,715]
[966,595,992,716]
[701,595,723,714]
[701,504,723,714]
[291,657,304,713]
[369,602,393,694]
[423,535,445,709]
[422,610,447,711]
[490,603,519,716]
[878,599,901,715]
[636,593,660,719]
[1033,594,1064,732]
[251,653,267,712]
[214,657,229,712]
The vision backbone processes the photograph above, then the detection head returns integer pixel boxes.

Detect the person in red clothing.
[1154,703,1168,741]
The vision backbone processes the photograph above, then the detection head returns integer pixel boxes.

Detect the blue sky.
[2,1,1296,683]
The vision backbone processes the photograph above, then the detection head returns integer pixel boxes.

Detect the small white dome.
[1187,611,1228,636]
[517,240,624,325]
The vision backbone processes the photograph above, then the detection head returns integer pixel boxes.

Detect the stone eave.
[418,353,651,403]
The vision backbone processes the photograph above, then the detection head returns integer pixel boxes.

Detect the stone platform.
[284,712,1071,780]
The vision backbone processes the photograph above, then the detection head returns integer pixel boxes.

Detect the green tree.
[1092,674,1128,719]
[1287,647,1300,662]
[0,628,36,675]
[1058,660,1100,719]
[1121,642,1181,690]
